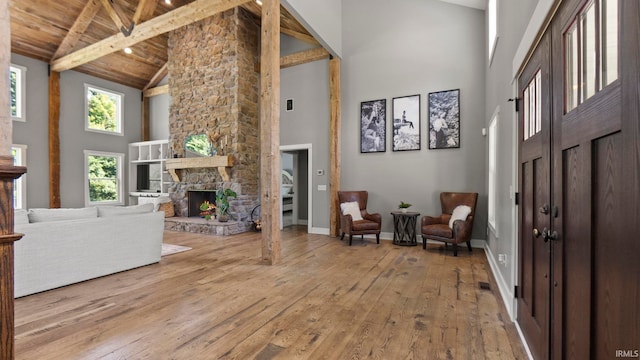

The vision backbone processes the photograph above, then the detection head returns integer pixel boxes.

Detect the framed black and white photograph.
[360,99,386,153]
[392,94,420,151]
[428,89,460,149]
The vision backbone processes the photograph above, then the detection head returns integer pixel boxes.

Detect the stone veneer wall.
[167,8,260,222]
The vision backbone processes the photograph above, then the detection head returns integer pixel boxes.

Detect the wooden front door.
[517,30,552,360]
[518,0,640,358]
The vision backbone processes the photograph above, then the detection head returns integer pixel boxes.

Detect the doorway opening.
[280,144,312,233]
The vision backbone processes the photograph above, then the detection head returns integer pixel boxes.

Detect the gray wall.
[11,53,142,209]
[341,0,487,237]
[284,0,342,57]
[149,76,170,141]
[280,55,331,229]
[484,0,539,301]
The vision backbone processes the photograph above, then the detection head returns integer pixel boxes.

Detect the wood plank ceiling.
[9,0,316,90]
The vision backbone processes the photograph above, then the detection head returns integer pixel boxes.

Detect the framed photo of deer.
[360,99,387,153]
[392,94,421,151]
[428,89,460,149]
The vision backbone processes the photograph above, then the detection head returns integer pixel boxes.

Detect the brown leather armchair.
[421,192,478,256]
[338,191,381,246]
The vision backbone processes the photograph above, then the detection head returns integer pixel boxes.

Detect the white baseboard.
[309,227,329,235]
[298,219,308,225]
[515,319,535,360]
[484,244,516,320]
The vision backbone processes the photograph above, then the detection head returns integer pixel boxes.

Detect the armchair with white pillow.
[337,191,381,246]
[421,192,478,256]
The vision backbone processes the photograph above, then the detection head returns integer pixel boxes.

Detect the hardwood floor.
[15,227,527,359]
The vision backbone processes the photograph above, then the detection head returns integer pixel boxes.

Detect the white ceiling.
[437,0,486,10]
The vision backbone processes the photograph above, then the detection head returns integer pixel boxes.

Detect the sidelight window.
[564,0,619,113]
[10,64,26,121]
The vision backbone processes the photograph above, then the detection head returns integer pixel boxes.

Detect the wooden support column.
[48,71,61,208]
[0,1,27,358]
[142,96,150,141]
[329,56,342,237]
[260,0,281,265]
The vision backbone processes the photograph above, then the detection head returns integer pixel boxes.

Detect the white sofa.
[13,204,165,298]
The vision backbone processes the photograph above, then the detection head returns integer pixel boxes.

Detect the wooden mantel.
[165,156,233,182]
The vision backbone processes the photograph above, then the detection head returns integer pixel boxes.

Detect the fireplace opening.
[187,190,217,217]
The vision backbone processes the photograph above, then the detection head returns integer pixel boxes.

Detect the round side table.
[390,211,420,246]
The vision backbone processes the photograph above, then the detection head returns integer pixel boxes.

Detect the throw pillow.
[14,209,29,225]
[449,205,472,229]
[340,201,363,221]
[28,207,98,223]
[98,203,155,217]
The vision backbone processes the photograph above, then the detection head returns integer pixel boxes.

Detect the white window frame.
[84,150,125,206]
[488,0,499,64]
[10,64,27,122]
[11,144,27,209]
[85,84,124,136]
[488,106,499,236]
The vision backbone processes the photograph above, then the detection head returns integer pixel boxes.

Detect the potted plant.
[216,188,237,222]
[398,201,412,213]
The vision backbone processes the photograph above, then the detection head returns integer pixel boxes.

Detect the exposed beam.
[98,0,134,36]
[142,97,150,141]
[51,0,101,60]
[329,57,341,237]
[260,0,281,265]
[254,47,329,72]
[133,0,158,24]
[48,71,61,208]
[143,84,168,97]
[280,27,319,45]
[142,62,168,91]
[51,0,251,72]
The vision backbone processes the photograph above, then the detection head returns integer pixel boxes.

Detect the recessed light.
[164,0,171,4]
[124,47,132,54]
[256,0,262,5]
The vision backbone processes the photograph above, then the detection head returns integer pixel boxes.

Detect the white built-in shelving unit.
[128,140,171,203]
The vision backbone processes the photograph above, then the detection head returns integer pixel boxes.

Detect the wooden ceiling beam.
[51,0,251,72]
[254,47,329,72]
[51,0,101,60]
[142,62,168,91]
[133,0,158,24]
[280,27,319,45]
[98,0,135,36]
[143,84,168,97]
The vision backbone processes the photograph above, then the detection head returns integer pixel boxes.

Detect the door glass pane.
[601,0,618,86]
[530,79,535,137]
[566,23,579,112]
[523,87,529,140]
[581,2,596,101]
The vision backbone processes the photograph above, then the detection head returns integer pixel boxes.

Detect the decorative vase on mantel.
[217,214,229,222]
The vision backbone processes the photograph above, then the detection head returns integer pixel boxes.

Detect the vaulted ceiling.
[10,0,316,90]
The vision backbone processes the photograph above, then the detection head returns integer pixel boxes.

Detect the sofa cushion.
[340,201,363,221]
[352,220,379,231]
[98,203,154,217]
[423,223,453,238]
[14,209,29,225]
[28,207,98,223]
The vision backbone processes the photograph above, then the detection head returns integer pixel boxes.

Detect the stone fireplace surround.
[165,180,259,235]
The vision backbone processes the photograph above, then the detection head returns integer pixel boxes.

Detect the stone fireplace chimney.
[167,8,260,224]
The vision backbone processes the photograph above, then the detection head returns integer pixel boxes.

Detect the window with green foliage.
[11,145,27,209]
[10,65,26,121]
[84,150,124,205]
[85,84,123,135]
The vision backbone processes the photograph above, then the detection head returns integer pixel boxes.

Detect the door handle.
[539,204,549,215]
[536,227,558,242]
[533,228,542,238]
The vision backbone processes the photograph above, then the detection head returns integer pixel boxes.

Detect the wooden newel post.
[0,156,27,360]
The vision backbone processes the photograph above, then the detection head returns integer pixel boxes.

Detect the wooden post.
[48,71,61,208]
[260,0,281,265]
[142,96,150,141]
[329,57,341,237]
[0,1,27,358]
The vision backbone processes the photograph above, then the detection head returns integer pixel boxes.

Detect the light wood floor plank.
[15,227,527,359]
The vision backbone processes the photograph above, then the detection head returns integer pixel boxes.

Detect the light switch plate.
[318,185,327,191]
